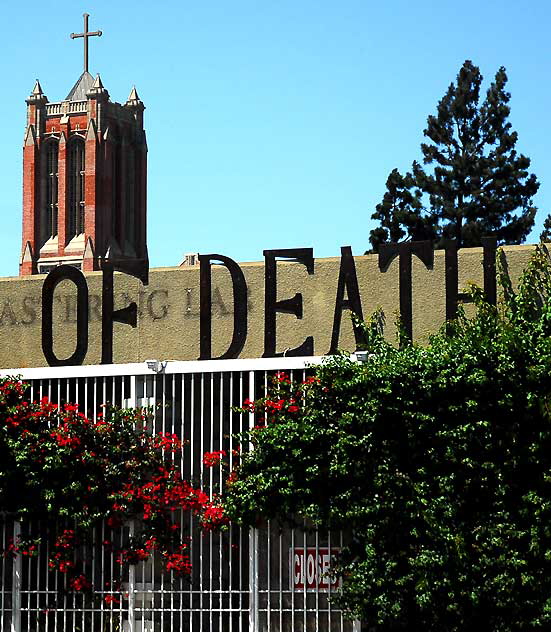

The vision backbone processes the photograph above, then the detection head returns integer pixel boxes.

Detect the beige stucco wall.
[0,244,538,369]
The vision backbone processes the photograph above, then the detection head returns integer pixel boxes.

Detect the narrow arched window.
[43,140,59,240]
[111,133,122,245]
[68,138,85,238]
[125,146,136,250]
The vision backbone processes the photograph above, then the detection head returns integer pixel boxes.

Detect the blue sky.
[1,0,550,275]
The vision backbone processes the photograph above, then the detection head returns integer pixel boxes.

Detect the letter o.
[42,265,88,366]
[307,554,316,586]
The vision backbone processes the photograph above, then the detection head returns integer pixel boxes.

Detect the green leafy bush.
[224,248,551,631]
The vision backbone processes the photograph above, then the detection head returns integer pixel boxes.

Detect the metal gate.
[0,358,360,631]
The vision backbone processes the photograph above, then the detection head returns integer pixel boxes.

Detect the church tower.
[20,14,148,275]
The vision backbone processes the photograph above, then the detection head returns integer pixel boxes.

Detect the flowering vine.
[199,371,321,501]
[240,371,317,428]
[0,377,228,600]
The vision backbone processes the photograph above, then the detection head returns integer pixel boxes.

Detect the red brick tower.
[20,15,147,275]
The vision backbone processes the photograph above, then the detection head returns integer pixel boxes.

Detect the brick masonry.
[20,77,148,275]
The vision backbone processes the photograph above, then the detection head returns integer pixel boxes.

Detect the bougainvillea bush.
[0,384,227,599]
[223,248,551,631]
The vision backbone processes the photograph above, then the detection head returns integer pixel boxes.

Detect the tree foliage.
[540,215,551,244]
[224,248,551,631]
[369,61,539,252]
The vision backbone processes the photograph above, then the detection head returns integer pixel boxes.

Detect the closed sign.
[290,547,341,591]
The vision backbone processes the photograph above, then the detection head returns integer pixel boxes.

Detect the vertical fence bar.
[315,528,320,632]
[239,371,244,632]
[248,370,258,632]
[218,373,224,631]
[291,527,295,629]
[10,522,20,632]
[303,525,307,632]
[278,526,283,632]
[340,530,344,631]
[127,521,135,632]
[160,373,166,632]
[209,373,214,632]
[199,372,205,631]
[228,372,234,632]
[1,520,5,632]
[189,372,195,632]
[328,528,333,631]
[249,528,258,632]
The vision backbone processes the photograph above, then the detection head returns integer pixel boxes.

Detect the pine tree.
[369,61,539,252]
[540,215,551,243]
[369,167,437,252]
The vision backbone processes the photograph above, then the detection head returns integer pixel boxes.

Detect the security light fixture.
[145,359,167,374]
[351,350,374,364]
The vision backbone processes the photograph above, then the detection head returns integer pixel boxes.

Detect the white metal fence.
[0,358,360,632]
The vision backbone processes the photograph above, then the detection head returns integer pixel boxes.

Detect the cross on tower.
[70,13,102,74]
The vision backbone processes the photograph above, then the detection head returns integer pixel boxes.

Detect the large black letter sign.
[482,236,498,306]
[445,236,498,321]
[329,246,364,354]
[378,241,434,345]
[102,260,149,364]
[263,248,314,357]
[42,265,89,366]
[199,254,248,360]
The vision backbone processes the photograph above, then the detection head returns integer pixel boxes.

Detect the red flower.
[106,514,122,528]
[69,574,91,592]
[274,372,291,384]
[21,544,37,557]
[153,432,183,452]
[117,548,149,565]
[163,550,192,574]
[242,398,255,412]
[145,537,157,551]
[2,538,18,558]
[302,376,320,385]
[265,399,285,411]
[203,450,227,467]
[202,504,229,531]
